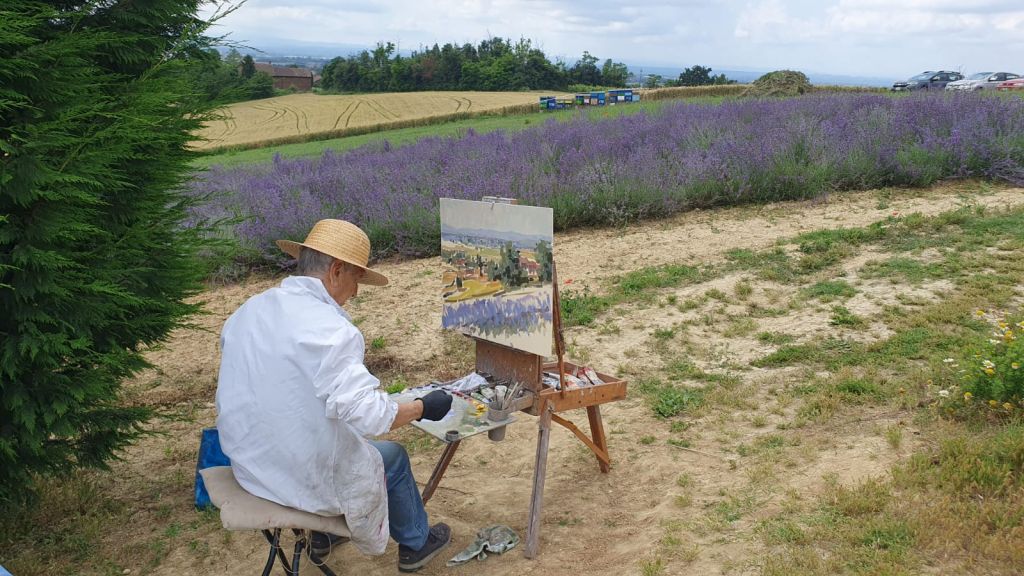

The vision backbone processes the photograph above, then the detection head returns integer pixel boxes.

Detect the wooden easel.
[496,262,627,558]
[422,197,628,558]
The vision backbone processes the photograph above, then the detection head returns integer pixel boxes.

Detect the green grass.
[859,256,949,284]
[829,305,866,327]
[752,205,1024,574]
[616,264,708,297]
[634,378,705,419]
[801,280,857,302]
[561,288,612,327]
[763,425,1024,574]
[757,331,796,345]
[384,379,407,394]
[561,263,715,327]
[752,344,819,368]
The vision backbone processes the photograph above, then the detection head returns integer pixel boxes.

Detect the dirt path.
[114,182,1021,576]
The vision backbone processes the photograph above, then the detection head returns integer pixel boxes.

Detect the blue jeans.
[369,440,430,550]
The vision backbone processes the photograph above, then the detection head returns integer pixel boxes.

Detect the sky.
[441,199,553,241]
[203,0,1024,80]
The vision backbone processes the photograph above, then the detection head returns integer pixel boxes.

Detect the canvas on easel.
[440,198,554,357]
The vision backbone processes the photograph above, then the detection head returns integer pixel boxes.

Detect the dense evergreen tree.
[0,0,218,504]
[320,38,629,93]
[240,54,256,79]
[666,65,737,87]
[194,48,274,103]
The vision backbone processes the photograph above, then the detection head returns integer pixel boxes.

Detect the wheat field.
[196,91,558,151]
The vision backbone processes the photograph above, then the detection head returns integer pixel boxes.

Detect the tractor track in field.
[345,101,362,128]
[331,101,355,130]
[366,99,399,121]
[279,104,303,134]
[251,103,285,126]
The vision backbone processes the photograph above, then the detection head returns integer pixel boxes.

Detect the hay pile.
[742,70,812,97]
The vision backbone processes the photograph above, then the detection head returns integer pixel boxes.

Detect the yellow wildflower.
[1013,363,1020,370]
[964,392,973,401]
[1005,330,1015,341]
[976,310,986,317]
[1003,403,1014,411]
[985,368,996,376]
[989,399,999,407]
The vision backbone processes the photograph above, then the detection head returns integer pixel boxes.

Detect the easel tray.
[527,361,627,414]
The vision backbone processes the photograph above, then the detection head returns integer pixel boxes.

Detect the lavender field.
[442,291,553,340]
[189,92,1024,264]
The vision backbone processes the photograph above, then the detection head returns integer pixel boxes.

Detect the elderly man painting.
[216,219,453,572]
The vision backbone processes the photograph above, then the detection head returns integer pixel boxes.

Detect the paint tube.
[583,367,605,385]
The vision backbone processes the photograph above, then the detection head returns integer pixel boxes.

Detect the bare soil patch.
[24,183,1022,576]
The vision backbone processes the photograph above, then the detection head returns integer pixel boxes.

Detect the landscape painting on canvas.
[440,199,554,357]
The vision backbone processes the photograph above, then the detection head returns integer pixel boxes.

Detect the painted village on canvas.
[439,199,554,358]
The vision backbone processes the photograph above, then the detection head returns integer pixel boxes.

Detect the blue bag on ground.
[195,427,230,509]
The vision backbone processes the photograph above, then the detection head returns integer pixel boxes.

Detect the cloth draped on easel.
[446,525,520,566]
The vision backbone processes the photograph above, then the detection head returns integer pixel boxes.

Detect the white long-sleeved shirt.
[215,275,399,555]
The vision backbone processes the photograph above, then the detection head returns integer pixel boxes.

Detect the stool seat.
[200,466,351,537]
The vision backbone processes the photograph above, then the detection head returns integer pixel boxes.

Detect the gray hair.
[295,247,336,277]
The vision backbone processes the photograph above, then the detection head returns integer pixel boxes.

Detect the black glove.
[418,390,453,421]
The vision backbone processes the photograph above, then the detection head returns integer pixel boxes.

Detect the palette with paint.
[390,385,516,442]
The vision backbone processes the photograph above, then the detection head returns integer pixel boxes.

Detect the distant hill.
[442,225,550,251]
[632,65,894,88]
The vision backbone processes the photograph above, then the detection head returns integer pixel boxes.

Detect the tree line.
[194,48,275,104]
[647,65,738,89]
[319,38,630,93]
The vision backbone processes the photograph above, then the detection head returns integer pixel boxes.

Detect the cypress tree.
[0,0,216,504]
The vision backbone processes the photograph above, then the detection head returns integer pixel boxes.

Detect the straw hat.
[276,219,389,286]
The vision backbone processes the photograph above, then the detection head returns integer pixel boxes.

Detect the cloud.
[203,1,1020,78]
[734,0,826,43]
[735,0,1024,42]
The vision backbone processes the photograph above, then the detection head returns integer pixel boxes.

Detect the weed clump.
[742,70,812,97]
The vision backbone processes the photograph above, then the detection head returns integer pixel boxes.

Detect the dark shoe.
[310,531,349,557]
[398,523,452,572]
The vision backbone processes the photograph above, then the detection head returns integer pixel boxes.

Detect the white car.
[946,72,1021,91]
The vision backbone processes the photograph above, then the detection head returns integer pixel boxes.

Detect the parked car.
[946,72,1021,91]
[996,77,1024,91]
[891,71,964,91]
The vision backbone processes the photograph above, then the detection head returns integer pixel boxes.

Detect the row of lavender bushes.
[189,92,1024,265]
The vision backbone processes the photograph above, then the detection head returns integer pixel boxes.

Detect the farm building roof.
[253,63,313,79]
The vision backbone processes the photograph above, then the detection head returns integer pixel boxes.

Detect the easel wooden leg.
[524,401,552,559]
[421,440,461,505]
[587,405,611,474]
